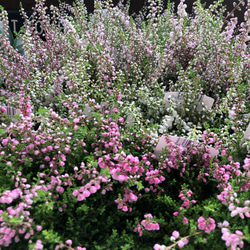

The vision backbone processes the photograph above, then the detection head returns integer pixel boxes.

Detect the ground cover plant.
[0,0,250,249]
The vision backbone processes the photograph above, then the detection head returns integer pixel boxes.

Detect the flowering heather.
[0,0,250,249]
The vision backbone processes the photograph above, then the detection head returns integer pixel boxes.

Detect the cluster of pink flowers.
[172,188,196,226]
[217,182,250,220]
[177,238,189,248]
[168,230,189,249]
[217,183,236,205]
[134,214,160,236]
[95,121,123,156]
[0,188,22,204]
[110,153,140,183]
[72,175,108,202]
[178,188,196,210]
[145,169,165,185]
[221,228,244,250]
[229,200,250,219]
[141,214,160,231]
[197,216,216,233]
[213,161,242,186]
[218,220,245,249]
[240,158,250,191]
[115,187,138,212]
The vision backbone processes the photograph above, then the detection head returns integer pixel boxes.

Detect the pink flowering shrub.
[0,0,250,249]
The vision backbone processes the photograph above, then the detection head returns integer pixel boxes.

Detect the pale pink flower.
[66,239,72,245]
[36,225,42,231]
[35,240,43,249]
[73,118,79,123]
[172,230,180,239]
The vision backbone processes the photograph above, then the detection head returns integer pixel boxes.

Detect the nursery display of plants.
[0,0,250,249]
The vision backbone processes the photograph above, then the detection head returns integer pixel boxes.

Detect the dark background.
[0,0,247,33]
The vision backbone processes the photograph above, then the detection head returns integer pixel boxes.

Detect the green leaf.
[38,106,49,116]
[96,42,102,52]
[84,61,90,67]
[100,167,110,178]
[87,43,95,52]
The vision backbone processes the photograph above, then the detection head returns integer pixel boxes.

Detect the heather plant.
[0,0,250,249]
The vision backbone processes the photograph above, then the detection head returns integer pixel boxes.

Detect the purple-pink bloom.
[178,238,189,248]
[73,118,79,123]
[172,230,180,239]
[77,194,85,201]
[35,240,43,250]
[66,239,72,245]
[183,217,188,224]
[36,225,42,231]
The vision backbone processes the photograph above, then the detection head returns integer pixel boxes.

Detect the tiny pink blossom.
[72,190,79,196]
[172,230,180,239]
[44,156,50,162]
[66,239,72,245]
[178,240,185,248]
[1,107,6,112]
[221,150,226,156]
[83,190,90,198]
[183,217,188,224]
[2,139,8,146]
[36,225,42,231]
[122,206,128,212]
[35,239,43,250]
[89,186,97,194]
[77,194,85,201]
